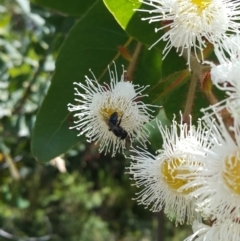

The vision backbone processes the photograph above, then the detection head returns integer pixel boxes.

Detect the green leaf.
[31,0,98,16]
[103,0,165,50]
[9,64,31,78]
[134,46,162,87]
[133,46,163,107]
[146,109,170,152]
[161,48,188,77]
[31,1,129,162]
[147,70,190,106]
[164,80,209,122]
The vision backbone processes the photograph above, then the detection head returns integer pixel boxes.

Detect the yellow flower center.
[191,0,211,12]
[176,0,213,29]
[99,95,124,119]
[222,154,240,195]
[100,107,119,119]
[161,158,198,195]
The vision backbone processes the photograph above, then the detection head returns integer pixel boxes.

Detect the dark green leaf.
[164,80,209,122]
[147,69,190,106]
[32,1,129,162]
[103,0,165,50]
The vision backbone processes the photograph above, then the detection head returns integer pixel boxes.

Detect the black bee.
[108,112,128,140]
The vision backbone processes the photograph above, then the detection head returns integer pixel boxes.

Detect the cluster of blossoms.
[128,34,240,239]
[128,0,240,239]
[68,0,240,240]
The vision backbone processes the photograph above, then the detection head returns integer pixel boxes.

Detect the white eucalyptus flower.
[206,35,240,118]
[128,115,212,224]
[67,64,155,156]
[185,219,240,241]
[137,0,240,66]
[185,112,240,221]
[211,35,240,93]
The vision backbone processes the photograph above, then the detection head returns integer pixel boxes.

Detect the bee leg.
[117,114,124,126]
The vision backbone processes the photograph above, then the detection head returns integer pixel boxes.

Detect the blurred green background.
[0,0,192,240]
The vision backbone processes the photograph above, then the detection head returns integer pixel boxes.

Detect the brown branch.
[126,42,143,81]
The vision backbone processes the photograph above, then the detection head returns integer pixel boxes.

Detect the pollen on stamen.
[161,158,200,195]
[136,0,240,68]
[128,115,212,224]
[67,63,158,156]
[222,153,240,195]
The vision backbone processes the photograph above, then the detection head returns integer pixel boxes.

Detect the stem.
[0,226,52,241]
[126,42,143,81]
[182,49,202,79]
[98,37,134,81]
[205,91,218,105]
[181,49,202,124]
[156,211,165,241]
[181,49,219,123]
[183,73,198,124]
[4,153,20,180]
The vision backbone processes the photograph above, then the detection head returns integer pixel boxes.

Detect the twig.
[181,49,218,123]
[0,229,51,241]
[183,73,198,125]
[126,42,143,81]
[4,152,20,180]
[0,216,52,241]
